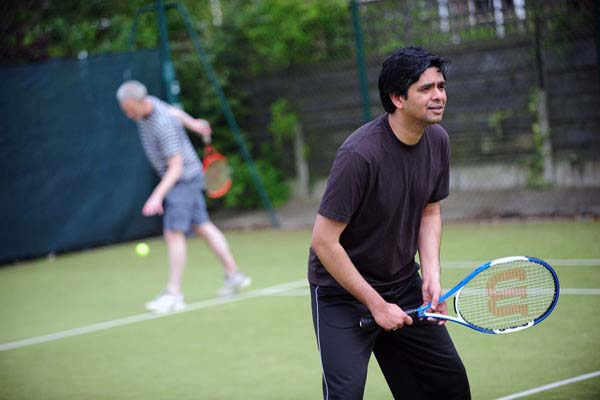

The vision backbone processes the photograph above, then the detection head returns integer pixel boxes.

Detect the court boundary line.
[1,257,598,352]
[494,370,600,400]
[0,279,307,352]
[560,288,600,295]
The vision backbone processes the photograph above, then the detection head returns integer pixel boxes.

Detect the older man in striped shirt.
[116,80,250,313]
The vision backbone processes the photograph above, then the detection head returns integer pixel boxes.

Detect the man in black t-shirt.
[308,47,470,399]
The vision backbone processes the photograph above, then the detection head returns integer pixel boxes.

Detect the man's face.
[119,98,146,121]
[397,66,447,124]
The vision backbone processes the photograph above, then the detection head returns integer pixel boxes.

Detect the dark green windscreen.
[0,50,164,263]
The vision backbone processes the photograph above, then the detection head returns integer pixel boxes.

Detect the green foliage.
[174,1,348,210]
[526,122,553,189]
[266,97,306,187]
[0,0,160,64]
[212,0,351,74]
[528,123,544,175]
[526,89,553,189]
[268,98,298,147]
[1,0,349,211]
[219,154,289,210]
[488,109,514,137]
[191,2,348,209]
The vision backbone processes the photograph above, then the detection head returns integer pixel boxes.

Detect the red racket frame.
[202,145,232,198]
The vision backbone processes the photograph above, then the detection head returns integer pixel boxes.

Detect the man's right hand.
[371,302,414,331]
[142,194,164,216]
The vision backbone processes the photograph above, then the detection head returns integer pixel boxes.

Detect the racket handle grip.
[359,317,375,328]
[359,308,419,329]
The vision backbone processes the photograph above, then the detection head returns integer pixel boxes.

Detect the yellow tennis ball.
[135,242,150,257]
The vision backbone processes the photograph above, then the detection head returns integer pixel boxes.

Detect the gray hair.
[116,80,147,102]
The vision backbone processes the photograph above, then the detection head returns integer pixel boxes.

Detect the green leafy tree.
[1,0,350,210]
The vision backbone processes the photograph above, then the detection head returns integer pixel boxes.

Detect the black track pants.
[310,275,471,400]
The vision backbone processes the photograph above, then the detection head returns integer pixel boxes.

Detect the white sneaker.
[145,291,186,313]
[218,272,252,297]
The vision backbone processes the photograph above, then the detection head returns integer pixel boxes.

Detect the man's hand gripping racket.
[360,256,560,334]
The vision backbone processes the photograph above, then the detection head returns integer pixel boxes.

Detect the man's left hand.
[422,278,447,325]
[190,118,212,136]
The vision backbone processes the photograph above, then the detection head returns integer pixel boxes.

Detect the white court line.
[444,259,600,268]
[561,288,600,295]
[0,279,307,352]
[495,370,600,400]
[546,258,600,266]
[2,258,599,352]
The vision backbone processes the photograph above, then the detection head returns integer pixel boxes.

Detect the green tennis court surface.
[1,220,599,399]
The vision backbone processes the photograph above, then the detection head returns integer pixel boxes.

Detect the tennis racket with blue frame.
[359,256,559,334]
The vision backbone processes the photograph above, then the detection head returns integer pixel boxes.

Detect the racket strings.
[205,160,231,192]
[455,260,557,331]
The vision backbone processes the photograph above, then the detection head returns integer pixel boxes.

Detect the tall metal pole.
[174,2,280,227]
[125,4,154,80]
[127,1,282,227]
[351,0,372,123]
[594,0,600,89]
[532,0,553,183]
[156,0,181,106]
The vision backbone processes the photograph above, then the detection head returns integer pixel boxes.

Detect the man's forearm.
[168,106,193,126]
[418,202,443,282]
[167,106,210,136]
[151,155,183,200]
[152,166,180,199]
[311,214,413,330]
[314,240,413,329]
[314,241,386,311]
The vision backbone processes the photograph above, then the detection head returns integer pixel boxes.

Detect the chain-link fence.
[243,0,599,219]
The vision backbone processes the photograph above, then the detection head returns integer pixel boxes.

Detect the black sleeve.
[318,150,370,224]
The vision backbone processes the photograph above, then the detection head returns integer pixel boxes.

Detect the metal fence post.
[174,2,280,227]
[127,1,280,227]
[156,0,181,107]
[351,0,372,123]
[594,0,600,89]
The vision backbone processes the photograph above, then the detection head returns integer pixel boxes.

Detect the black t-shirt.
[307,113,450,290]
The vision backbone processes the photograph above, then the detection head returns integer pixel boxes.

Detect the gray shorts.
[164,177,210,235]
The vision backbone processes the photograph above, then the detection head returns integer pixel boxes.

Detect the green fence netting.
[0,49,164,264]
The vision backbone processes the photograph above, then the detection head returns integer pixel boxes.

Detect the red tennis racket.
[201,136,232,199]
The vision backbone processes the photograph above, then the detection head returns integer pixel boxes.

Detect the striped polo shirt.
[137,96,203,182]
